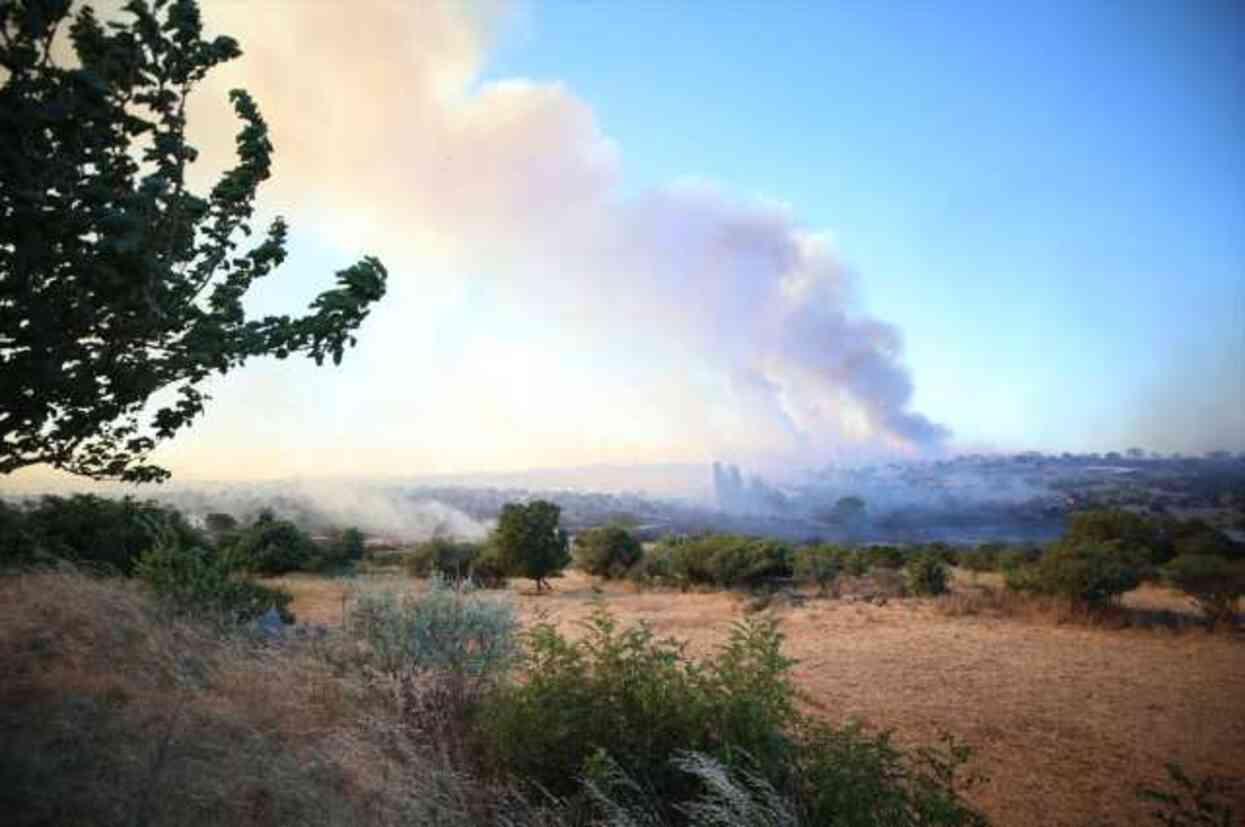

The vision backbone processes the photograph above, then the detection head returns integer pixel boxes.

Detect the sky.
[11,0,1245,489]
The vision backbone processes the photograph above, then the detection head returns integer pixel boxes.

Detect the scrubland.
[271,569,1245,827]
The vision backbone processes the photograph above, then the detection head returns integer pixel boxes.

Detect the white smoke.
[167,2,950,474]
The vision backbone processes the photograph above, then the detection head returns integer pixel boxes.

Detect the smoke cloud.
[164,1,949,474]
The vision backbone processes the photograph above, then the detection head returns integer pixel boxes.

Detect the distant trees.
[0,0,386,482]
[492,500,570,591]
[573,524,642,579]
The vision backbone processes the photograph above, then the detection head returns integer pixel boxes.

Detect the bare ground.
[271,570,1245,827]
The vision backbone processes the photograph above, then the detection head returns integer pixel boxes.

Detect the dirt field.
[270,570,1245,827]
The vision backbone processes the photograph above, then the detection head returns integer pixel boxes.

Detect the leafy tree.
[0,0,387,483]
[492,500,570,591]
[227,509,313,575]
[11,493,200,573]
[573,524,643,579]
[1006,542,1141,608]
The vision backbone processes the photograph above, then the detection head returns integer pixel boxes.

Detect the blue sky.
[479,1,1244,452]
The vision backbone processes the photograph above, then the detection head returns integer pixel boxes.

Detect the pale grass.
[274,568,1245,827]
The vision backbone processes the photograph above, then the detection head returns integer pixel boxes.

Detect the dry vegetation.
[271,568,1245,827]
[0,570,541,826]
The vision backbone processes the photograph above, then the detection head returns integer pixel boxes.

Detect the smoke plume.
[163,1,950,474]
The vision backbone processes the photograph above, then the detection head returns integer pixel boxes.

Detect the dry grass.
[274,568,1245,827]
[0,569,541,827]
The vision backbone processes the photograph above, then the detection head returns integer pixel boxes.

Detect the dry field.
[269,569,1245,827]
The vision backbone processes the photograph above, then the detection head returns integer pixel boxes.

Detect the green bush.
[627,541,678,585]
[666,535,793,589]
[869,546,906,570]
[1006,542,1141,608]
[135,541,293,623]
[573,525,643,579]
[349,575,518,683]
[794,545,844,592]
[403,536,483,579]
[1163,554,1245,628]
[2,494,202,574]
[226,510,315,575]
[477,606,985,825]
[906,552,949,596]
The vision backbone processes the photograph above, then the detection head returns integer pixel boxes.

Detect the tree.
[573,524,642,579]
[492,500,570,591]
[227,509,313,575]
[0,0,387,483]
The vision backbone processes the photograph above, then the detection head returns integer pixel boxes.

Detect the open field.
[271,569,1245,827]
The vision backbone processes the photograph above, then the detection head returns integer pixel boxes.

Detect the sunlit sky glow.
[12,0,1245,489]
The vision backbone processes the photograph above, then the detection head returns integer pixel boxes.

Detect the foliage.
[135,537,293,623]
[404,536,484,579]
[664,535,794,589]
[349,575,518,684]
[794,726,986,826]
[574,524,644,579]
[225,509,314,575]
[492,500,571,591]
[627,540,678,585]
[303,525,366,573]
[478,606,985,825]
[0,493,201,573]
[0,0,386,482]
[1138,763,1238,827]
[869,545,906,570]
[793,544,844,592]
[478,607,800,811]
[906,552,950,596]
[1005,542,1141,608]
[1162,554,1245,628]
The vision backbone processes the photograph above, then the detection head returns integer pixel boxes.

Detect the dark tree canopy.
[493,499,570,591]
[0,0,387,482]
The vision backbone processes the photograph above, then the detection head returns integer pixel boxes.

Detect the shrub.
[869,546,906,570]
[794,545,844,593]
[478,606,985,825]
[1138,762,1239,827]
[574,525,643,579]
[666,535,793,589]
[349,575,518,683]
[906,552,949,596]
[404,536,483,579]
[1163,554,1245,628]
[478,608,799,810]
[627,541,678,586]
[226,510,315,575]
[1006,542,1141,608]
[135,540,293,623]
[5,494,202,574]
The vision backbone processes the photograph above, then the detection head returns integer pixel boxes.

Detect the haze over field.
[10,0,1243,491]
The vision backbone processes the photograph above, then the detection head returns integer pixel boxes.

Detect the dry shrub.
[0,568,548,827]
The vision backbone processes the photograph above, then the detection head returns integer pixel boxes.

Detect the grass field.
[270,568,1245,827]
